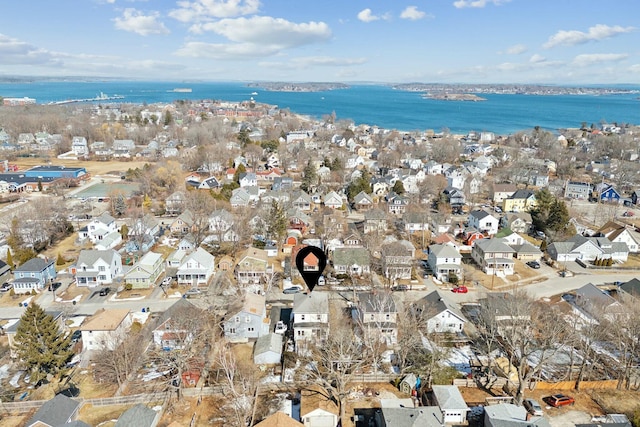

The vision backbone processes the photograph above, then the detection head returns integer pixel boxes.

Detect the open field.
[12,158,151,177]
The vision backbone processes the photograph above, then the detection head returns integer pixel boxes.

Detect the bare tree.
[476,292,571,405]
[604,299,640,390]
[93,329,146,390]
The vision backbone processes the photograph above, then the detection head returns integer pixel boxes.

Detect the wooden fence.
[531,380,618,390]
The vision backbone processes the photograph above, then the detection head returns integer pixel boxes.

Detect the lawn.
[12,158,151,177]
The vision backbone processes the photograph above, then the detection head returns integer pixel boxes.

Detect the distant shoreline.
[247,82,349,92]
[423,93,486,102]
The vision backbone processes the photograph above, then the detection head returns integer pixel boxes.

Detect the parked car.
[48,282,62,292]
[494,206,503,213]
[622,211,635,217]
[185,288,202,296]
[392,284,409,291]
[535,230,546,239]
[0,282,13,292]
[274,321,288,335]
[452,286,468,293]
[70,330,82,343]
[523,398,544,416]
[99,287,110,296]
[543,394,575,407]
[526,261,541,269]
[283,286,303,294]
[161,276,173,286]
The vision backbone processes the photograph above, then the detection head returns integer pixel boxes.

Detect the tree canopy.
[13,303,73,385]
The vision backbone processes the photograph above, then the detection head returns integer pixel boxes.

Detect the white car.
[275,321,288,334]
[523,398,543,416]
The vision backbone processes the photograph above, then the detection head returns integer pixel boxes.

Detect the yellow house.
[502,189,537,212]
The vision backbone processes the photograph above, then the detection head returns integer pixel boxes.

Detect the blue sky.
[1,0,638,83]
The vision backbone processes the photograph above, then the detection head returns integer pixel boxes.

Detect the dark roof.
[620,278,640,298]
[14,257,53,273]
[26,394,80,427]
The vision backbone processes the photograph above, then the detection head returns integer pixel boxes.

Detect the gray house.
[223,292,269,342]
[13,257,56,294]
[114,404,161,427]
[374,406,444,427]
[484,403,551,426]
[25,394,81,427]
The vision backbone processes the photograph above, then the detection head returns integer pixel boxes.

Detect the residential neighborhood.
[0,98,640,427]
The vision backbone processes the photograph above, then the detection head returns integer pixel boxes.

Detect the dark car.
[526,261,541,269]
[48,282,62,292]
[392,284,409,292]
[99,287,110,296]
[70,330,82,343]
[0,282,13,292]
[544,394,575,407]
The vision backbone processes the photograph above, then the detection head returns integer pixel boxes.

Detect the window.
[248,327,255,332]
[300,314,305,321]
[235,316,240,323]
[99,266,105,272]
[228,328,236,334]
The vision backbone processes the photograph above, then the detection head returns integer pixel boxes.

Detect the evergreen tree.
[392,180,406,195]
[300,160,318,193]
[112,194,127,217]
[14,303,73,384]
[233,163,247,183]
[266,201,287,247]
[120,224,129,240]
[346,169,372,201]
[56,253,65,266]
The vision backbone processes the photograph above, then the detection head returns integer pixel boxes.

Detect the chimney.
[526,412,532,421]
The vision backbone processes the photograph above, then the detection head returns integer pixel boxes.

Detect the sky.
[0,0,639,84]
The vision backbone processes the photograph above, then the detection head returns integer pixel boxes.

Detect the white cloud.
[505,44,527,55]
[169,0,260,22]
[572,53,628,66]
[544,24,635,49]
[260,56,367,69]
[0,34,63,65]
[453,0,510,9]
[529,54,546,63]
[176,16,331,59]
[400,6,428,21]
[357,8,380,23]
[113,8,169,36]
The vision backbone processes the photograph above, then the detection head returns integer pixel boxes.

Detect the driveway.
[548,410,592,427]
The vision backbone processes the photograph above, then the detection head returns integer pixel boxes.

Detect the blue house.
[596,183,621,203]
[13,257,56,294]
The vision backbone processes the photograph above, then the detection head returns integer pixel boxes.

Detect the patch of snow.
[132,312,150,324]
[9,370,24,388]
[0,364,10,381]
[67,316,86,327]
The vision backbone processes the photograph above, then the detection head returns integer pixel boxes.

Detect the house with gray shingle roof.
[293,292,329,352]
[176,247,215,287]
[431,385,469,424]
[75,249,123,287]
[471,239,516,276]
[13,257,56,294]
[468,210,499,236]
[484,403,551,426]
[25,394,81,427]
[253,332,283,364]
[413,290,467,334]
[547,235,629,263]
[427,244,462,282]
[375,406,445,427]
[332,247,370,275]
[114,403,161,427]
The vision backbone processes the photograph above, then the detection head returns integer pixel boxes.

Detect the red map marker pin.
[295,246,326,293]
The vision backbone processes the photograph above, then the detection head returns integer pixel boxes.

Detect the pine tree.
[13,303,73,385]
[392,180,406,195]
[266,201,287,247]
[56,252,65,266]
[300,160,318,192]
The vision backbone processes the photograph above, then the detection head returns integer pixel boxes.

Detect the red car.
[451,286,468,293]
[544,394,575,407]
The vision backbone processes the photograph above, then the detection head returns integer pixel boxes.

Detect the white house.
[75,249,123,287]
[414,290,467,334]
[253,333,283,365]
[71,136,88,156]
[596,221,640,253]
[83,212,119,244]
[427,244,462,282]
[79,309,132,352]
[293,292,329,352]
[176,247,215,287]
[467,210,499,236]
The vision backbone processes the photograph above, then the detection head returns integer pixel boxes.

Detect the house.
[255,412,303,427]
[79,308,132,352]
[502,189,537,213]
[413,290,467,334]
[12,257,56,294]
[332,247,370,275]
[403,212,430,233]
[208,209,238,242]
[85,212,119,244]
[484,403,551,427]
[381,240,415,281]
[112,139,135,157]
[93,231,122,251]
[363,209,388,234]
[253,333,283,365]
[430,385,469,425]
[442,187,465,207]
[595,221,640,253]
[323,191,343,209]
[300,386,339,427]
[564,180,592,199]
[75,249,123,287]
[177,234,197,252]
[0,259,10,284]
[165,191,186,215]
[595,183,621,203]
[355,291,398,346]
[374,406,445,427]
[198,176,220,190]
[293,292,329,351]
[114,404,161,427]
[239,172,258,188]
[128,213,160,239]
[25,394,82,427]
[386,191,409,215]
[223,292,269,342]
[169,210,195,236]
[471,239,516,276]
[619,278,640,300]
[176,247,215,287]
[574,283,624,321]
[500,212,532,234]
[235,247,273,285]
[467,210,499,236]
[547,235,629,262]
[123,251,164,289]
[353,191,375,211]
[291,190,313,212]
[427,244,462,282]
[152,299,201,350]
[71,136,88,156]
[510,240,543,261]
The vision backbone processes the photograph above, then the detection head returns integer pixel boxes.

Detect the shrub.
[8,288,15,297]
[124,283,133,291]
[56,253,65,266]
